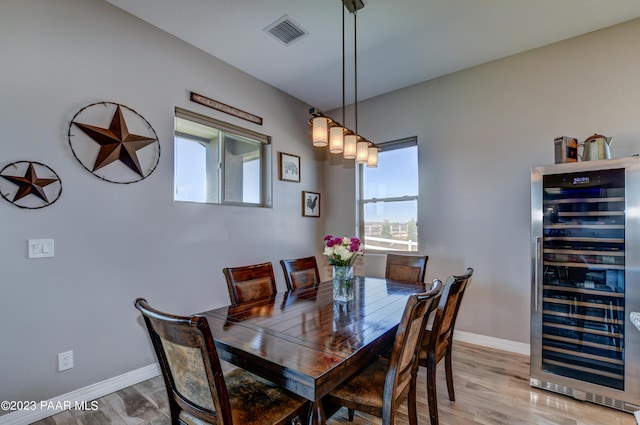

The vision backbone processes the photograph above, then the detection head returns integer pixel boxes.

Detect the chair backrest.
[385,254,429,284]
[280,256,321,290]
[424,278,444,324]
[222,262,277,304]
[134,298,233,425]
[383,282,441,416]
[426,267,474,355]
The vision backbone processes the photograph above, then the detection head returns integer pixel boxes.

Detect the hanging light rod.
[307,0,379,167]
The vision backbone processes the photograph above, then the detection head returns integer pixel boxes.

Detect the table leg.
[308,400,326,425]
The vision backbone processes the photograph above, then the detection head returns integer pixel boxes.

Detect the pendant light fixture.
[329,126,344,153]
[344,133,357,159]
[309,0,378,167]
[312,116,328,147]
[367,145,378,167]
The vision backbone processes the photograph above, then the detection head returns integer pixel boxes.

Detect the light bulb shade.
[356,140,369,163]
[344,134,357,159]
[312,117,328,147]
[329,126,344,153]
[367,146,378,167]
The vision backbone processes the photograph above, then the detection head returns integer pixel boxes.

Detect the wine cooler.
[531,157,640,413]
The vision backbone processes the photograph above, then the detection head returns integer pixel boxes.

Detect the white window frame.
[356,137,419,253]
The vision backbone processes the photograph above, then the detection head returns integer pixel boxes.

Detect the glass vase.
[333,265,354,303]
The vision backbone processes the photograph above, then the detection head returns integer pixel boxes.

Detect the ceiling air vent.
[265,15,308,45]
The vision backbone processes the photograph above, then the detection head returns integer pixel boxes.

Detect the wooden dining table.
[200,276,425,425]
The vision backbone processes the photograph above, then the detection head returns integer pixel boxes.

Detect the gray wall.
[0,0,325,406]
[326,18,640,344]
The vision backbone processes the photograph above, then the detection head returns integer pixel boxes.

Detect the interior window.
[174,108,272,207]
[358,137,419,252]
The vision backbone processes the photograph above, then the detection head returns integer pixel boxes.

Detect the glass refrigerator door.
[542,168,625,390]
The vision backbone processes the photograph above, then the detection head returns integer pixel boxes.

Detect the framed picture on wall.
[302,191,320,217]
[279,152,300,182]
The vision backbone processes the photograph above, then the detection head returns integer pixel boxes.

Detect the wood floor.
[33,342,635,425]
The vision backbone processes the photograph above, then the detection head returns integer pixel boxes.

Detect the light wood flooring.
[33,342,635,425]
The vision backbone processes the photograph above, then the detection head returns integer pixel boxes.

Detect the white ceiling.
[105,0,640,111]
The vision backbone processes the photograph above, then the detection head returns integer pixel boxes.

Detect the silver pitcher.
[581,134,612,161]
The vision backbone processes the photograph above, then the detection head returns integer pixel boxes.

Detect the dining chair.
[385,254,429,284]
[418,267,474,425]
[324,282,441,425]
[280,256,321,290]
[222,261,277,304]
[134,298,310,425]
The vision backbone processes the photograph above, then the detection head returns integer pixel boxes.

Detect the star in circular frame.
[0,161,63,209]
[68,102,160,184]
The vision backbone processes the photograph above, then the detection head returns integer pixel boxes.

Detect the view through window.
[359,138,418,252]
[174,108,271,207]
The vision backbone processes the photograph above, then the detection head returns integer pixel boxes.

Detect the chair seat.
[179,368,307,425]
[327,356,390,415]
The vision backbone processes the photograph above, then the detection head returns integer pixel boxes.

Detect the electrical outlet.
[58,351,73,372]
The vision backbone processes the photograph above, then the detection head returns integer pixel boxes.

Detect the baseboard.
[454,330,530,356]
[0,364,160,425]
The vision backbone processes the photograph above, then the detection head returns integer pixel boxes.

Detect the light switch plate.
[28,239,54,258]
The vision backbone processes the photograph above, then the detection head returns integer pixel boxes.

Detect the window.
[358,137,418,252]
[174,108,272,207]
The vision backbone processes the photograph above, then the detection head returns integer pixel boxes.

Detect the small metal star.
[72,105,157,177]
[1,162,59,203]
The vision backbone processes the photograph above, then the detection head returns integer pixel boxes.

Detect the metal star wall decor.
[68,102,160,184]
[0,161,63,209]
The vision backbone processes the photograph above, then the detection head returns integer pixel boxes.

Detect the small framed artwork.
[279,152,300,182]
[302,191,320,217]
